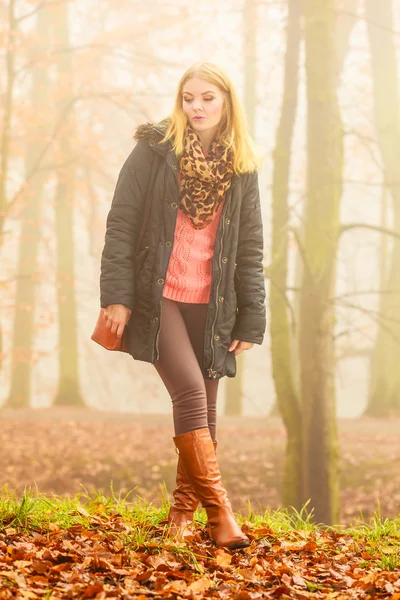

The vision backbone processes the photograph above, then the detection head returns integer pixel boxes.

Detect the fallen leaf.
[215,549,232,569]
[164,579,187,594]
[188,577,212,593]
[77,505,91,518]
[303,540,318,552]
[292,574,307,588]
[17,592,40,600]
[83,583,103,598]
[237,568,257,581]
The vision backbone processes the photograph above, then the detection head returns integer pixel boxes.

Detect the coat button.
[214,334,220,341]
[157,278,165,285]
[152,316,159,324]
[222,257,228,263]
[171,202,178,209]
[219,296,224,302]
[149,139,155,146]
[172,165,178,170]
[166,241,172,247]
[225,219,230,224]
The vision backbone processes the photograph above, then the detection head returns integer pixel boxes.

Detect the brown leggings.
[154,297,219,442]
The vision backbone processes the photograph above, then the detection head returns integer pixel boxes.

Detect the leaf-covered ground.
[1,489,400,599]
[1,409,400,526]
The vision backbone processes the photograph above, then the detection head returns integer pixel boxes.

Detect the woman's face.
[182,77,225,136]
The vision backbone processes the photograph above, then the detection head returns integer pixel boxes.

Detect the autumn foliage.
[1,490,400,599]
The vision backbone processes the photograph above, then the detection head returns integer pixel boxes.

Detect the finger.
[116,323,125,339]
[234,342,242,356]
[110,320,119,335]
[229,339,239,352]
[106,317,112,329]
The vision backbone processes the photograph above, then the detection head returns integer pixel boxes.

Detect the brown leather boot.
[168,441,218,533]
[173,428,249,550]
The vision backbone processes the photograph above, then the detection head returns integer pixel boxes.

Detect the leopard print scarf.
[179,126,234,230]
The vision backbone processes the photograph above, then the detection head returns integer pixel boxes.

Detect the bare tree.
[365,0,400,417]
[51,2,84,406]
[298,0,343,524]
[269,0,302,508]
[0,0,17,368]
[270,0,360,519]
[4,4,53,407]
[0,0,16,242]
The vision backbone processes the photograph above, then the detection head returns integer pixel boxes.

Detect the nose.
[192,98,203,111]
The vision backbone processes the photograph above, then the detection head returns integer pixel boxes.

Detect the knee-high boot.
[168,440,218,532]
[173,427,249,550]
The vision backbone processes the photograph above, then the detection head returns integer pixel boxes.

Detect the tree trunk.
[270,0,303,508]
[365,0,400,417]
[224,0,257,416]
[300,0,343,524]
[0,0,16,243]
[273,0,360,418]
[0,0,16,372]
[52,3,84,406]
[4,7,52,408]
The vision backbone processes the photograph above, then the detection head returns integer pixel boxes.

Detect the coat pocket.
[135,244,150,275]
[234,262,242,290]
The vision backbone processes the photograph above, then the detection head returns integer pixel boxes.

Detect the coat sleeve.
[232,171,266,345]
[100,139,154,310]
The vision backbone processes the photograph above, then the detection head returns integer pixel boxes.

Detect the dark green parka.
[99,122,266,379]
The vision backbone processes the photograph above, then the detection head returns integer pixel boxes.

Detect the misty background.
[2,0,400,524]
[1,0,392,417]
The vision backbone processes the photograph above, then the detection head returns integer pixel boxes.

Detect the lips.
[193,116,205,121]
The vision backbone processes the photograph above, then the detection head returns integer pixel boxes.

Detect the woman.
[99,62,266,550]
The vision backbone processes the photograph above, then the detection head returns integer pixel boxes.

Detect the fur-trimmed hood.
[133,118,171,142]
[133,118,172,156]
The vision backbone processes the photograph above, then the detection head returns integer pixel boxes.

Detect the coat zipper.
[155,300,162,360]
[154,156,179,361]
[207,200,229,379]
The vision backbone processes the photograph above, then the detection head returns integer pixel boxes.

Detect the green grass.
[1,483,400,569]
[242,498,322,541]
[377,551,400,571]
[347,509,400,541]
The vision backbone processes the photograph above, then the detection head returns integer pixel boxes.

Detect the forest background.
[1,0,400,526]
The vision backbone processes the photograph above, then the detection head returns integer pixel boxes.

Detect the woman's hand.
[104,304,132,339]
[229,339,254,356]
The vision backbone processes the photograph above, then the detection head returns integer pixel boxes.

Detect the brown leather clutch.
[91,308,128,352]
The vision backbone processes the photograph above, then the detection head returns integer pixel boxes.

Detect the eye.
[204,97,214,102]
[183,97,192,103]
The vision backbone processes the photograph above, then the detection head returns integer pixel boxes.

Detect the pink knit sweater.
[163,168,224,304]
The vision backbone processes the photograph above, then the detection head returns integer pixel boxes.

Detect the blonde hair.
[160,62,262,174]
